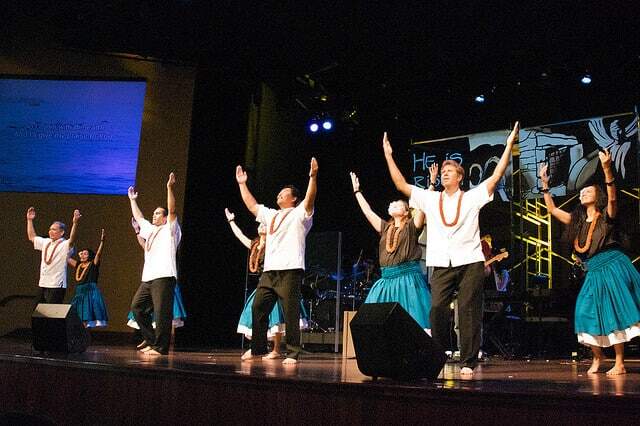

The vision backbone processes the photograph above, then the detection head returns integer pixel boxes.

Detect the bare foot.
[587,358,601,374]
[460,367,474,377]
[282,357,297,365]
[241,349,255,361]
[606,365,626,376]
[262,351,281,360]
[139,346,152,353]
[145,349,163,356]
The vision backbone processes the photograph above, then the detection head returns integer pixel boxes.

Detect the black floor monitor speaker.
[350,302,446,380]
[32,304,90,353]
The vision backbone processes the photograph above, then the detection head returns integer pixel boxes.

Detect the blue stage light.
[474,94,485,103]
[309,123,319,133]
[581,74,592,85]
[322,120,333,130]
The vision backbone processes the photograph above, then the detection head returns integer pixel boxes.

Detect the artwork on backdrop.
[410,112,638,201]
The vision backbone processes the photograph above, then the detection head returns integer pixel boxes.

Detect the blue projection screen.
[0,77,146,195]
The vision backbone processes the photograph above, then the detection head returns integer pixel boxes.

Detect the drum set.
[302,258,378,332]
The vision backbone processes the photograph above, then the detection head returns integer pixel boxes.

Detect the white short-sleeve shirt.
[33,237,71,288]
[138,217,182,282]
[410,181,493,268]
[256,204,313,271]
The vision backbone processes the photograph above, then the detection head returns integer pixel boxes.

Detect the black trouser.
[36,287,66,306]
[430,262,484,369]
[131,277,176,354]
[251,269,303,359]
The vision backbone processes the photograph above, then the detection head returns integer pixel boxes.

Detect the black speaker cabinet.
[32,304,90,353]
[350,302,446,380]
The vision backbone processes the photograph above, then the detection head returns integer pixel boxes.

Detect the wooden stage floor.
[1,336,639,424]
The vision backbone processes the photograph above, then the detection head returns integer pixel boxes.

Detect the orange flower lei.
[573,212,601,254]
[439,191,464,227]
[75,261,92,282]
[385,218,408,253]
[44,239,64,265]
[249,239,265,273]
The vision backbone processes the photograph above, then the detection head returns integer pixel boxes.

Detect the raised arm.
[382,132,412,197]
[225,208,252,249]
[131,217,146,249]
[167,172,177,223]
[539,162,571,225]
[485,121,519,195]
[67,209,82,247]
[128,186,144,221]
[26,207,37,242]
[600,148,617,218]
[350,172,383,233]
[93,229,105,265]
[413,208,425,229]
[302,157,318,215]
[235,166,259,216]
[67,247,77,268]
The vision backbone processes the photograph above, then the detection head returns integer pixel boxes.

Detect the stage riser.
[0,360,637,424]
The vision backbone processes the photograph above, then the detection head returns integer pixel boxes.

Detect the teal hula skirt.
[575,249,640,347]
[70,282,108,328]
[127,282,187,329]
[363,260,431,330]
[237,289,310,340]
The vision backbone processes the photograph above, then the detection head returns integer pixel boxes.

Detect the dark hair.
[157,207,168,216]
[563,184,607,244]
[79,248,96,261]
[283,185,301,205]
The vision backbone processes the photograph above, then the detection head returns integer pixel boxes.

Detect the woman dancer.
[540,149,640,375]
[127,218,187,334]
[67,229,108,327]
[226,208,286,359]
[350,170,433,332]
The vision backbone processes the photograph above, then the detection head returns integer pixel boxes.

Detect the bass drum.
[313,297,361,331]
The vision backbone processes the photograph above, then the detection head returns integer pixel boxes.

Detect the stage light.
[322,120,333,130]
[475,94,485,103]
[580,74,592,85]
[309,123,319,133]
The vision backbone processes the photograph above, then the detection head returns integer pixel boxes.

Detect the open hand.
[507,121,520,145]
[539,162,550,186]
[72,209,82,223]
[236,166,247,184]
[26,207,36,220]
[598,148,612,170]
[428,163,439,185]
[100,229,105,241]
[349,172,360,192]
[128,186,138,200]
[382,132,393,156]
[167,172,176,188]
[309,157,319,177]
[225,208,235,221]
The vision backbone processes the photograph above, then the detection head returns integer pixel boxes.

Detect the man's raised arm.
[167,172,177,223]
[303,157,318,215]
[128,186,144,221]
[485,121,519,196]
[26,207,37,242]
[68,209,82,247]
[236,166,259,217]
[382,132,412,197]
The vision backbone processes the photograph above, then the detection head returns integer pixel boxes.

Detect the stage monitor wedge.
[32,303,90,353]
[350,302,446,380]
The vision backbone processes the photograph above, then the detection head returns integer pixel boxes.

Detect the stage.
[0,335,639,425]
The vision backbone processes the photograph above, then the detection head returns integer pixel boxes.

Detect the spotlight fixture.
[309,123,319,133]
[322,120,333,130]
[474,94,485,103]
[580,74,592,85]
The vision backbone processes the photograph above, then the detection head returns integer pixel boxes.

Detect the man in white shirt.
[129,172,182,356]
[383,123,519,376]
[235,158,318,364]
[26,207,81,305]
